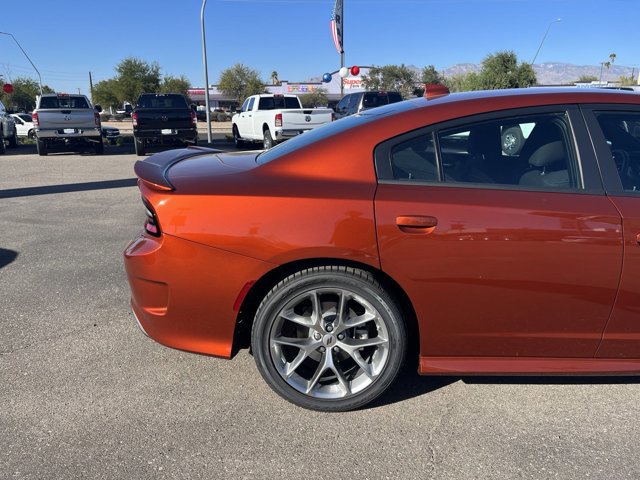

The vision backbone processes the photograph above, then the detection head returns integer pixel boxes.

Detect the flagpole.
[340,0,344,97]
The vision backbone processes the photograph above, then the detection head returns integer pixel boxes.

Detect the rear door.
[374,106,623,358]
[583,106,640,358]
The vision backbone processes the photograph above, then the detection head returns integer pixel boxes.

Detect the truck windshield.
[39,96,90,109]
[258,97,301,110]
[136,95,188,109]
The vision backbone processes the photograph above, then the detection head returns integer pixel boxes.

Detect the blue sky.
[1,0,636,95]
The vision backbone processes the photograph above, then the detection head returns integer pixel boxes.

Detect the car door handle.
[396,215,438,234]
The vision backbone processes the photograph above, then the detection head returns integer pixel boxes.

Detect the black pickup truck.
[132,93,198,156]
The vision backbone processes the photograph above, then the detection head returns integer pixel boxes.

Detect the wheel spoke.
[306,353,329,394]
[340,336,388,351]
[342,310,377,329]
[280,307,313,327]
[272,335,314,349]
[285,350,309,378]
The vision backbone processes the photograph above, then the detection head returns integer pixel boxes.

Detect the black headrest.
[529,141,566,167]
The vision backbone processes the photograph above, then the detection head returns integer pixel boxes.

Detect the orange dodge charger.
[124,87,640,411]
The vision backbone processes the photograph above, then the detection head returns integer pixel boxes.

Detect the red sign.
[2,83,13,94]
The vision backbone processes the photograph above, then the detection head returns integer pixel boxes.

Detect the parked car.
[124,87,640,411]
[0,100,18,153]
[334,91,403,119]
[232,94,333,149]
[131,93,198,156]
[32,93,103,155]
[10,113,35,139]
[102,126,120,144]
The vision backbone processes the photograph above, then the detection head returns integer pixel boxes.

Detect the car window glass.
[240,98,249,113]
[259,97,275,110]
[390,133,439,181]
[336,95,350,113]
[594,111,640,192]
[363,93,389,109]
[387,93,403,104]
[347,93,361,114]
[247,98,255,111]
[437,112,580,190]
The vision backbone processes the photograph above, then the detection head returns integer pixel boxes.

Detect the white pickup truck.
[232,94,333,149]
[32,93,104,156]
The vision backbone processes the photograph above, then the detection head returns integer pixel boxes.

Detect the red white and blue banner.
[330,0,344,54]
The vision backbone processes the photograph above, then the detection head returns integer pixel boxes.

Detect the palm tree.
[271,71,279,86]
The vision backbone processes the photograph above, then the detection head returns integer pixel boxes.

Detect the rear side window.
[594,111,640,192]
[377,112,581,191]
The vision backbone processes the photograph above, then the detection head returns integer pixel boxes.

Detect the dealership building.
[187,68,371,111]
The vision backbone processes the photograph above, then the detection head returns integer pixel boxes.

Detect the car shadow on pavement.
[0,178,138,199]
[0,248,18,269]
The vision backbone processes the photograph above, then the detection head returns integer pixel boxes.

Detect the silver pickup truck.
[32,93,103,156]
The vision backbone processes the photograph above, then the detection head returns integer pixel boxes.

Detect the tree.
[218,64,265,104]
[476,51,536,89]
[361,64,417,99]
[576,75,599,83]
[92,78,120,110]
[114,57,161,103]
[271,71,280,86]
[299,88,328,107]
[421,65,444,85]
[0,77,54,111]
[159,75,191,95]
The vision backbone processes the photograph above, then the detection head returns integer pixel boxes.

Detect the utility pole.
[201,0,213,144]
[0,31,43,95]
[89,71,94,103]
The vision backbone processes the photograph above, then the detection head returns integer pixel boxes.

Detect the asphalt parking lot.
[2,142,640,480]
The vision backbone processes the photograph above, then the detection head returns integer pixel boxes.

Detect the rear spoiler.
[134,146,221,191]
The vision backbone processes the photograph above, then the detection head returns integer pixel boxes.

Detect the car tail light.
[142,197,161,237]
[132,112,138,127]
[32,112,39,127]
[275,113,282,127]
[94,112,101,127]
[191,110,197,126]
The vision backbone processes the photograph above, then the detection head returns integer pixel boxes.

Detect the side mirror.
[94,104,103,113]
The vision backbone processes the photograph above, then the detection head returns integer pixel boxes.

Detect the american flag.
[330,0,343,54]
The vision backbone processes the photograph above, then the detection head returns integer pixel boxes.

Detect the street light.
[531,18,561,65]
[200,0,213,144]
[0,31,43,95]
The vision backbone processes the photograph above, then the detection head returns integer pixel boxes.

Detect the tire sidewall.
[252,269,405,411]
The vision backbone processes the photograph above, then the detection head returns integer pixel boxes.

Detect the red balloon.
[2,83,13,94]
[350,66,360,76]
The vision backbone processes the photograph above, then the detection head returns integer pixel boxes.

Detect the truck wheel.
[233,126,244,148]
[8,131,18,147]
[134,137,146,156]
[28,129,35,140]
[263,129,274,150]
[0,135,6,155]
[36,138,48,156]
[94,138,104,155]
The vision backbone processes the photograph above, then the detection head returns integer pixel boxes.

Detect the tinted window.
[240,98,250,112]
[258,96,300,110]
[363,92,392,109]
[347,93,361,115]
[391,133,438,181]
[137,94,187,109]
[247,97,255,111]
[437,113,580,189]
[336,95,350,114]
[39,95,89,109]
[595,111,640,192]
[19,114,32,122]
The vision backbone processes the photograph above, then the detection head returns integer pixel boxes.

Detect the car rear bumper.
[276,128,312,140]
[36,127,102,139]
[123,232,274,358]
[134,128,198,142]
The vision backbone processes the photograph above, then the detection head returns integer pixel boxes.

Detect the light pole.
[531,18,561,65]
[201,0,213,144]
[0,31,43,95]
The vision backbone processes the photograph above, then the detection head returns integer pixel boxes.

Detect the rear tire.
[263,129,274,150]
[134,137,146,156]
[36,138,48,156]
[8,131,18,147]
[233,126,244,148]
[28,129,35,140]
[0,135,6,154]
[94,138,104,155]
[251,266,406,412]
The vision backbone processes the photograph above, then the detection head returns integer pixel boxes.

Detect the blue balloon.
[322,73,332,83]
